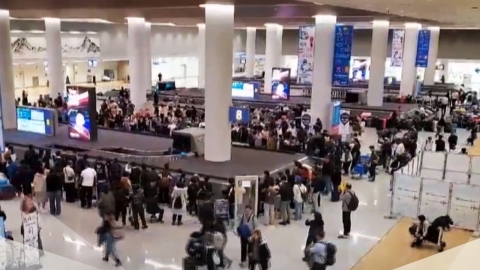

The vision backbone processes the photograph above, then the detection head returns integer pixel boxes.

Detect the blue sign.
[229,107,250,123]
[17,106,56,136]
[415,29,430,67]
[331,102,341,133]
[332,25,353,86]
[0,217,4,238]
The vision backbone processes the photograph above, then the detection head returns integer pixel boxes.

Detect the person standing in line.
[311,171,324,213]
[63,161,76,203]
[293,179,307,221]
[368,146,379,182]
[131,184,148,230]
[46,167,63,215]
[94,157,109,195]
[262,178,277,226]
[80,163,97,209]
[339,183,357,239]
[237,205,257,268]
[33,167,47,212]
[113,182,129,226]
[279,176,293,226]
[171,181,187,226]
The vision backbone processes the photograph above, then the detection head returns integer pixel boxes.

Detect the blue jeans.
[105,233,119,259]
[323,175,332,195]
[48,190,62,215]
[294,201,303,220]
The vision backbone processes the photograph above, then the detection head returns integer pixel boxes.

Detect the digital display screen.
[17,107,55,136]
[271,67,291,100]
[231,81,260,99]
[229,107,250,123]
[67,86,96,141]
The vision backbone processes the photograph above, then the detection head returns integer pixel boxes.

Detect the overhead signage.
[339,110,351,142]
[391,30,405,67]
[271,67,291,100]
[297,25,315,84]
[228,107,250,123]
[332,25,353,86]
[331,101,341,134]
[415,29,431,68]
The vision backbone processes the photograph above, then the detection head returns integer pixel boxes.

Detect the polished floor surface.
[351,218,473,270]
[1,128,474,270]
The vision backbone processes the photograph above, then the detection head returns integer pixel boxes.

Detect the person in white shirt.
[293,180,307,220]
[80,164,96,209]
[424,137,434,151]
[394,139,405,157]
[450,90,459,110]
[63,161,76,203]
[440,95,449,117]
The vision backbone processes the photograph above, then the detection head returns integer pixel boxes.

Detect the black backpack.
[347,192,359,211]
[173,196,183,209]
[322,242,337,266]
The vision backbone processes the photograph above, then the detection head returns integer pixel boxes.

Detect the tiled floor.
[0,128,473,270]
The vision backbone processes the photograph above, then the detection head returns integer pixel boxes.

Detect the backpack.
[173,196,183,209]
[347,192,359,211]
[322,242,337,266]
[298,184,308,202]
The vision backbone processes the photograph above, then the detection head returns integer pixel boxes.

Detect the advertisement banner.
[391,30,405,67]
[331,101,341,134]
[339,110,351,142]
[271,68,291,100]
[16,106,57,136]
[22,212,41,268]
[332,25,353,86]
[297,25,315,84]
[351,58,368,81]
[415,29,431,67]
[66,85,98,142]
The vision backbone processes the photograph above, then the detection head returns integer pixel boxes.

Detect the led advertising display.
[271,67,291,100]
[66,85,98,141]
[16,106,56,136]
[231,81,260,99]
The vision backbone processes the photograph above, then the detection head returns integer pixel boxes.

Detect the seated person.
[411,215,429,247]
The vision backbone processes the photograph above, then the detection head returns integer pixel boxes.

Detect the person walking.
[237,205,257,268]
[171,181,187,226]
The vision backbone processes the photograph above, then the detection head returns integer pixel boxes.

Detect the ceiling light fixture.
[404,22,421,29]
[197,23,205,28]
[86,31,98,34]
[61,18,113,24]
[68,31,81,34]
[11,30,23,33]
[199,4,234,12]
[29,30,45,33]
[264,23,281,27]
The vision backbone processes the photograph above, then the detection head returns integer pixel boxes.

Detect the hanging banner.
[415,29,431,67]
[391,30,405,67]
[22,212,41,268]
[297,25,315,84]
[339,110,351,142]
[331,101,341,134]
[332,25,353,86]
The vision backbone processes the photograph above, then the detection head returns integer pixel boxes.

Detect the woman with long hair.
[248,229,271,270]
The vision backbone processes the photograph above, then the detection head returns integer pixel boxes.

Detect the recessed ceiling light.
[151,22,176,26]
[68,31,81,34]
[11,30,23,33]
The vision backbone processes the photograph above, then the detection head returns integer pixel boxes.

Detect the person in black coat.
[14,161,35,196]
[435,135,446,152]
[448,132,458,151]
[247,230,271,270]
[304,212,325,250]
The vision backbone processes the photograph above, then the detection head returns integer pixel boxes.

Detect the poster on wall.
[271,68,291,100]
[332,26,353,86]
[339,110,350,141]
[66,85,98,142]
[11,35,100,60]
[351,58,368,81]
[330,102,341,134]
[391,30,405,67]
[296,25,315,84]
[415,29,431,68]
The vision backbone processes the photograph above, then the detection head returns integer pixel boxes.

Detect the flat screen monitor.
[16,106,56,136]
[66,85,98,141]
[231,81,260,99]
[271,67,291,100]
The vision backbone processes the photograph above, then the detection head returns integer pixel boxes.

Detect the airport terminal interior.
[1,0,480,270]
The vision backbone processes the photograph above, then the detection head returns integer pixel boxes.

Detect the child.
[248,229,271,270]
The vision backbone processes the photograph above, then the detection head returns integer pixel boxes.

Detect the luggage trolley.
[351,154,370,179]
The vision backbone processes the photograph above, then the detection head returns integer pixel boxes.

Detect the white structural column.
[311,15,336,130]
[44,18,64,98]
[264,24,283,94]
[423,27,440,85]
[204,4,234,162]
[144,22,152,91]
[400,23,421,96]
[245,27,256,78]
[197,24,206,88]
[0,10,16,131]
[127,17,147,109]
[368,20,389,107]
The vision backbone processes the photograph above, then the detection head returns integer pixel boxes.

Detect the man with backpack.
[308,230,336,270]
[339,183,358,239]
